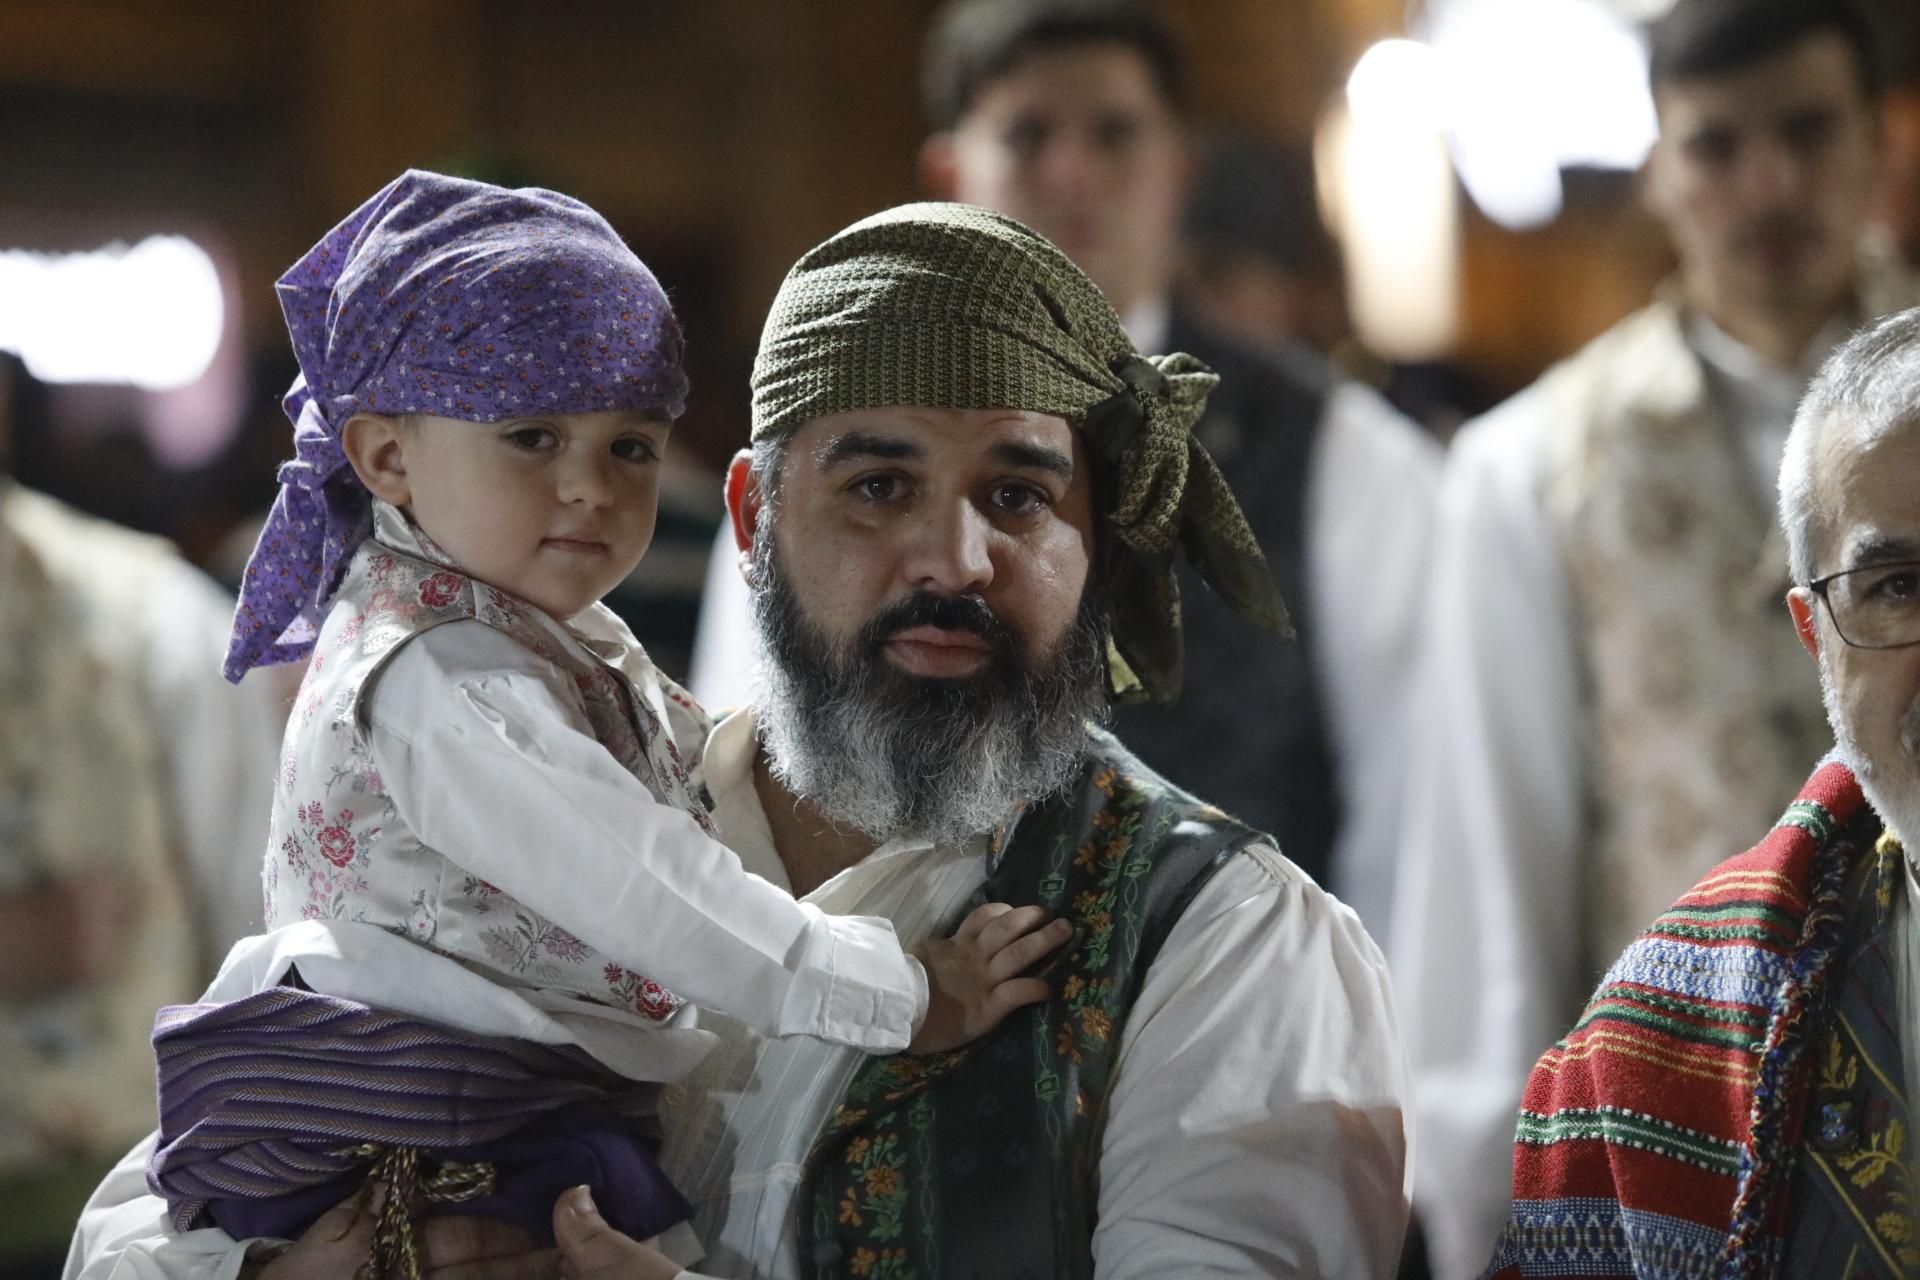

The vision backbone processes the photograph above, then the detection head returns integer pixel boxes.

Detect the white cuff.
[776,912,926,1051]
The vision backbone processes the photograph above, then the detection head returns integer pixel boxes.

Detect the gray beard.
[748,526,1109,848]
[1820,651,1920,850]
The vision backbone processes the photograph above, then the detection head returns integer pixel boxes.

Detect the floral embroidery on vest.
[804,733,1255,1280]
[1546,304,1830,976]
[263,515,709,1020]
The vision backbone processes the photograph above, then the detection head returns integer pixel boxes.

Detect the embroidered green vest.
[799,727,1263,1280]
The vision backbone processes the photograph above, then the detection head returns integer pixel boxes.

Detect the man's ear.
[340,413,413,508]
[919,133,960,199]
[724,449,763,581]
[1787,588,1823,661]
[1637,139,1677,228]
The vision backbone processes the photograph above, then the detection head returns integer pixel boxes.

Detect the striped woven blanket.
[1483,759,1903,1279]
[149,984,688,1244]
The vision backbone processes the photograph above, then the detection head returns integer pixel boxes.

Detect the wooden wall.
[0,0,1678,465]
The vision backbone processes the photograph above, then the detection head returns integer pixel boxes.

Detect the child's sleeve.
[363,623,927,1052]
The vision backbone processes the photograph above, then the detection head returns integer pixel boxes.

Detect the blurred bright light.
[1346,39,1445,127]
[0,237,224,390]
[1321,100,1460,361]
[1342,0,1657,231]
[1432,0,1657,228]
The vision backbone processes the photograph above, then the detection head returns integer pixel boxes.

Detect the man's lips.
[884,625,993,675]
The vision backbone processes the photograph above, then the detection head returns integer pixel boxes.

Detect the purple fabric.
[148,985,686,1242]
[206,1107,690,1248]
[224,168,688,682]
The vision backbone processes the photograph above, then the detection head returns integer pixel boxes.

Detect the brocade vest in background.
[0,484,198,1179]
[800,728,1259,1280]
[1541,300,1830,976]
[264,509,710,1020]
[1111,309,1337,886]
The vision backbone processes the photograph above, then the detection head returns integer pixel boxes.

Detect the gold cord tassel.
[330,1144,499,1280]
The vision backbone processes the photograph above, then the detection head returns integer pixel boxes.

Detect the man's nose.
[1742,138,1809,206]
[900,497,995,595]
[1035,136,1102,197]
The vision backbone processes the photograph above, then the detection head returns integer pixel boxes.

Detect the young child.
[146,171,1065,1263]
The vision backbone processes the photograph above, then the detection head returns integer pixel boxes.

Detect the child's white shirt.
[259,503,926,1079]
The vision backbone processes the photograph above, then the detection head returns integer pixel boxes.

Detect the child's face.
[396,411,670,619]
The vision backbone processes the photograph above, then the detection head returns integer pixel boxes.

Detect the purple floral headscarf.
[222,169,688,682]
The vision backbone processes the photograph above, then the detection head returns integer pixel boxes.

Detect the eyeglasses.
[1808,560,1920,650]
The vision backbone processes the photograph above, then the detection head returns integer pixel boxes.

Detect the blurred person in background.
[0,353,281,1277]
[1390,2,1918,1274]
[1875,88,1920,269]
[1179,131,1492,444]
[690,0,1438,939]
[1178,132,1351,359]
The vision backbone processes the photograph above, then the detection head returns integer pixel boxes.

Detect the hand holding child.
[907,903,1072,1054]
[554,1186,682,1280]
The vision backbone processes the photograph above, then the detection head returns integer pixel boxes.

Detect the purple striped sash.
[148,986,639,1231]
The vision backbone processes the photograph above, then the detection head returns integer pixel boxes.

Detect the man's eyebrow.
[815,431,922,468]
[1841,533,1920,571]
[989,440,1073,479]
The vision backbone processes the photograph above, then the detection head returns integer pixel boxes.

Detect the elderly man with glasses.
[1481,306,1920,1277]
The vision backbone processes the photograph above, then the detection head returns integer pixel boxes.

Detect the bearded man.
[70,205,1409,1279]
[1484,306,1920,1276]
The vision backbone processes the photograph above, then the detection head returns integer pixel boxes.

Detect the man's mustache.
[859,592,1021,659]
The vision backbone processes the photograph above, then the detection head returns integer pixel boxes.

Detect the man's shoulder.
[6,482,227,617]
[1081,725,1347,917]
[4,482,238,699]
[1565,759,1866,1033]
[1518,762,1861,1138]
[1491,760,1873,1273]
[1087,725,1262,827]
[1454,298,1692,456]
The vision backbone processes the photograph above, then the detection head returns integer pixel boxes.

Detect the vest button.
[810,1239,843,1266]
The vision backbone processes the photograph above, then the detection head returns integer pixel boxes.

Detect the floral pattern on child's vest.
[263,507,712,1020]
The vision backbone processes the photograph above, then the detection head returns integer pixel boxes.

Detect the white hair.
[1779,307,1920,585]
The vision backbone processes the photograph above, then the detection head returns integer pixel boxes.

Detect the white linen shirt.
[67,707,1411,1280]
[333,612,926,1056]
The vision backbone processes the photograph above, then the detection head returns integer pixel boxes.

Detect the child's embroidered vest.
[799,728,1261,1279]
[263,522,712,1021]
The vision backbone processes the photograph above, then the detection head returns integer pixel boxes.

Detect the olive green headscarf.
[750,201,1288,704]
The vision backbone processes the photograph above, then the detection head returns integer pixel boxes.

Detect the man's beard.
[749,528,1110,848]
[1820,652,1920,850]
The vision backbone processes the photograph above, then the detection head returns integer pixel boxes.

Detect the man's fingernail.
[569,1183,597,1217]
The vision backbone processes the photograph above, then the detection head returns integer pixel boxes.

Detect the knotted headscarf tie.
[223,169,688,682]
[1085,351,1289,699]
[749,201,1287,703]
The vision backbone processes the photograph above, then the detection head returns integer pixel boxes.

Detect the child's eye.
[612,436,661,463]
[506,426,556,451]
